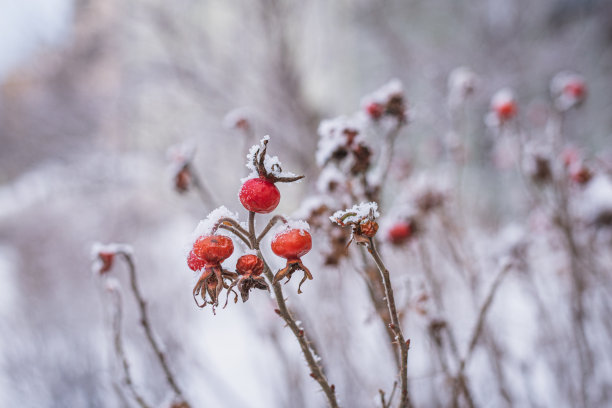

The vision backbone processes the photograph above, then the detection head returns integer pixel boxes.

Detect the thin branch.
[109,288,151,408]
[248,211,339,408]
[119,252,189,407]
[464,262,511,366]
[256,215,288,244]
[451,261,512,408]
[216,217,250,237]
[366,238,413,408]
[218,224,251,247]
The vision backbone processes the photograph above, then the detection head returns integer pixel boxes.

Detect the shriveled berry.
[388,222,413,245]
[236,254,264,276]
[570,164,592,185]
[271,229,312,261]
[187,251,206,271]
[192,235,234,265]
[239,178,281,214]
[360,221,379,238]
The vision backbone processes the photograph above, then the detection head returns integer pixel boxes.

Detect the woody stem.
[248,211,339,408]
[366,238,413,408]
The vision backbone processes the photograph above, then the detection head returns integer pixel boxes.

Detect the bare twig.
[366,238,413,408]
[119,252,189,407]
[452,262,512,407]
[256,215,288,244]
[108,288,151,408]
[246,211,340,408]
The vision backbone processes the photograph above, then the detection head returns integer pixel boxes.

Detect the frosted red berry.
[388,222,412,244]
[98,252,115,274]
[187,251,206,271]
[236,254,264,276]
[564,81,586,99]
[570,164,592,185]
[495,101,517,121]
[271,229,312,262]
[366,102,384,119]
[192,235,234,265]
[239,177,281,214]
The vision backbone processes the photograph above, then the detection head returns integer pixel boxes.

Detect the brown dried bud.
[236,254,264,276]
[530,156,552,184]
[359,221,379,238]
[350,143,372,174]
[174,166,192,193]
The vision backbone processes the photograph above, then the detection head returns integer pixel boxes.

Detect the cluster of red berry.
[186,138,314,310]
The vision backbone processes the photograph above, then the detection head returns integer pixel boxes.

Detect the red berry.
[564,81,586,99]
[236,254,264,276]
[187,251,206,271]
[239,178,281,214]
[271,229,312,262]
[366,102,384,119]
[388,222,412,244]
[495,101,517,121]
[192,235,234,265]
[98,252,115,274]
[570,164,592,185]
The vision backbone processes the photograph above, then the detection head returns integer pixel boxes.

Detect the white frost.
[330,202,380,225]
[192,206,239,241]
[243,136,298,182]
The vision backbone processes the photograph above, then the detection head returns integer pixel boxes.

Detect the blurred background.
[1,0,611,407]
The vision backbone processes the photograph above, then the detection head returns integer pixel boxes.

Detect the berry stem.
[256,214,288,244]
[218,224,251,247]
[366,238,413,408]
[248,212,339,408]
[119,252,189,407]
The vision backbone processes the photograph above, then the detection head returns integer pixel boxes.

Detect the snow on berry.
[575,175,612,226]
[330,202,380,226]
[550,71,587,111]
[360,78,403,107]
[316,116,364,167]
[91,242,134,275]
[223,106,255,130]
[192,206,239,242]
[447,66,478,108]
[486,88,517,127]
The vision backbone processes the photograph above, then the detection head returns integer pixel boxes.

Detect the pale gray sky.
[0,0,72,79]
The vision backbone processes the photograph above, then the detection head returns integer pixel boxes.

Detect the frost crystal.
[91,242,133,258]
[166,142,196,175]
[192,206,239,241]
[360,79,403,106]
[447,66,478,107]
[272,219,311,238]
[223,106,255,130]
[330,202,380,225]
[243,136,298,182]
[550,71,586,111]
